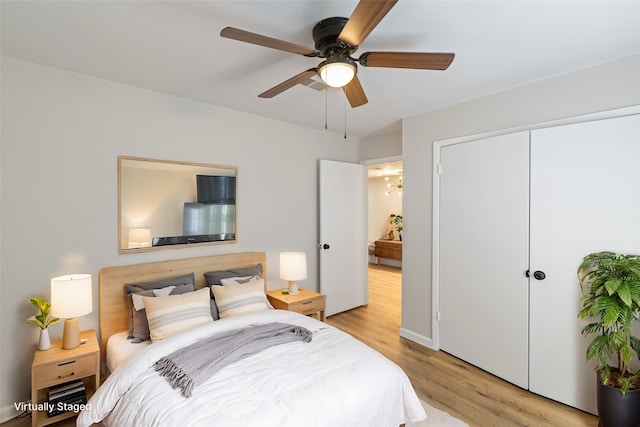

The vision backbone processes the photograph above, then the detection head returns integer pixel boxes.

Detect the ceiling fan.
[220,0,454,108]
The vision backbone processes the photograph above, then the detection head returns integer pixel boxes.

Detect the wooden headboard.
[99,252,267,361]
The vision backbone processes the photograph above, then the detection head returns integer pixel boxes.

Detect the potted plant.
[578,251,640,427]
[26,297,60,350]
[392,215,403,241]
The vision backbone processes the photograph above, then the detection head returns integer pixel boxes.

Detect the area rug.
[407,400,470,427]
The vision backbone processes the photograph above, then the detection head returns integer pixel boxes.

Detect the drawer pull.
[58,360,77,367]
[58,371,75,379]
[302,301,313,305]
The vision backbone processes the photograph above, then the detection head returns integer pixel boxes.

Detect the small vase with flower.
[26,297,60,350]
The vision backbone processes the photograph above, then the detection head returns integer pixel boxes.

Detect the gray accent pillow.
[204,264,263,286]
[204,265,264,320]
[125,273,195,342]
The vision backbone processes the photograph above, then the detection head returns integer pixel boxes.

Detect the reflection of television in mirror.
[182,203,235,236]
[196,175,236,204]
[152,175,236,246]
[152,233,234,246]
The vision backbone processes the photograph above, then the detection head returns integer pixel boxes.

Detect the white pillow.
[142,287,213,341]
[219,275,261,285]
[211,278,271,319]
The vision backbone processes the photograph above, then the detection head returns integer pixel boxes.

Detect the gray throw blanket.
[154,322,312,397]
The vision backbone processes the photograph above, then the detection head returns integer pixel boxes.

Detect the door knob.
[533,271,546,280]
[318,243,330,250]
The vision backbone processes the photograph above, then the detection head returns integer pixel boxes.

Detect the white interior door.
[529,114,640,414]
[438,132,530,389]
[319,159,368,316]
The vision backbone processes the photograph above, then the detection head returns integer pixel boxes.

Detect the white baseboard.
[400,328,436,350]
[0,403,22,423]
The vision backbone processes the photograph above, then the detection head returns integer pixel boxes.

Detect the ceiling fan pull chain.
[324,83,328,130]
[344,99,347,139]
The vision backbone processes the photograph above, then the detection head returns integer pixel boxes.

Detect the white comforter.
[78,310,425,427]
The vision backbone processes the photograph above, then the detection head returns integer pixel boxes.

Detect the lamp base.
[288,281,300,296]
[62,317,80,349]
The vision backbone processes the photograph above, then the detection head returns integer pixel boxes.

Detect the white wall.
[0,57,358,418]
[359,131,402,161]
[400,54,640,346]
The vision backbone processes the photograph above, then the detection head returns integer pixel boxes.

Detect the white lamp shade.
[280,252,307,281]
[51,274,93,319]
[128,228,151,248]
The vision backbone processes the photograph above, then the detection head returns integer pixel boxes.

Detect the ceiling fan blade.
[343,75,368,108]
[221,27,319,57]
[258,69,319,99]
[338,0,398,47]
[359,52,455,70]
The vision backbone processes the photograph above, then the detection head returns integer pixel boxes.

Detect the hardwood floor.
[326,264,599,427]
[1,414,79,427]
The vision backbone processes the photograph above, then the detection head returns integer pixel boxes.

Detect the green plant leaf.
[598,297,622,328]
[581,322,603,336]
[605,278,622,295]
[46,317,60,328]
[25,317,45,329]
[617,283,633,307]
[578,252,640,381]
[598,365,611,385]
[586,335,613,365]
[627,280,640,308]
[631,335,640,359]
[26,296,57,330]
[619,376,632,396]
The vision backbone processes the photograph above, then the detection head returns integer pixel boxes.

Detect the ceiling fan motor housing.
[312,17,356,57]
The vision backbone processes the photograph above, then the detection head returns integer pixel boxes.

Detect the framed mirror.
[118,156,237,254]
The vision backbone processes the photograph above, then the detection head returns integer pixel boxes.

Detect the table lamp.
[51,274,93,349]
[280,252,307,296]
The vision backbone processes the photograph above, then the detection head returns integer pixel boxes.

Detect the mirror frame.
[118,156,238,254]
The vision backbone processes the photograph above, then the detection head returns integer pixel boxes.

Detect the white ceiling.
[2,1,639,139]
[367,160,402,178]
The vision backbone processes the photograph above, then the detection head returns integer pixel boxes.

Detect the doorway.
[365,158,403,316]
[366,159,402,267]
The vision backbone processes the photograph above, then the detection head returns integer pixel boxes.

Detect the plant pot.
[597,380,640,427]
[38,328,51,351]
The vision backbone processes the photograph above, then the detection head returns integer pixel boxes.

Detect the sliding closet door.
[439,132,530,388]
[529,114,640,414]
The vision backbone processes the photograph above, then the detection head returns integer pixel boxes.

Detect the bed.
[77,252,425,426]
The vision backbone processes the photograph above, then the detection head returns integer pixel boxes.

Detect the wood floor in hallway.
[326,263,599,427]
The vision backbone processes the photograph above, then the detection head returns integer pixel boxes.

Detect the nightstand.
[31,329,100,427]
[266,289,326,321]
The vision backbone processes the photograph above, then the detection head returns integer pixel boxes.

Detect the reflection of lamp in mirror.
[128,228,151,248]
[51,274,92,349]
[280,252,307,296]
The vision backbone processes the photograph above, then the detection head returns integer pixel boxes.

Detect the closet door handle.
[533,271,546,280]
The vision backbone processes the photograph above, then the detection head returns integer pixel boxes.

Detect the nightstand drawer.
[266,289,327,322]
[34,354,96,388]
[288,297,325,315]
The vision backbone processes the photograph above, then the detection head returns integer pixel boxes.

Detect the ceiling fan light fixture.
[318,57,356,88]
